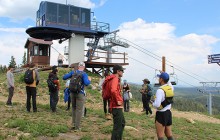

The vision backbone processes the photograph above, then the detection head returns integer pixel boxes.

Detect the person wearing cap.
[25,63,40,112]
[62,61,91,131]
[48,65,60,112]
[104,64,125,140]
[5,66,15,107]
[140,78,149,112]
[151,72,174,140]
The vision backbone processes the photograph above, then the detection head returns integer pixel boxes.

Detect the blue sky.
[0,0,220,87]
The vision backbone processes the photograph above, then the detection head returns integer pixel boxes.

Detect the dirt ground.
[130,106,220,124]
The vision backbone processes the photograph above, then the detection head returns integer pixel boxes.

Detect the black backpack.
[24,69,34,84]
[69,70,83,93]
[47,78,57,91]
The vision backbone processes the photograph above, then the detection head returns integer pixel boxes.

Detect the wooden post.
[162,56,166,72]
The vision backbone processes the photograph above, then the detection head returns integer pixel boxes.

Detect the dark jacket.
[48,72,60,91]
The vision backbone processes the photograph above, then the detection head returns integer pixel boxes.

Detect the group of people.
[100,65,174,140]
[6,62,174,140]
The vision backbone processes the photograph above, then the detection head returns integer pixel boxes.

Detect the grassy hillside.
[130,84,220,115]
[0,68,220,140]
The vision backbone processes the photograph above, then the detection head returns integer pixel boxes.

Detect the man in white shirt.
[151,72,174,140]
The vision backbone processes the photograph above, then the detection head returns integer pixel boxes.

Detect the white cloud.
[0,27,25,33]
[117,18,220,86]
[0,0,104,21]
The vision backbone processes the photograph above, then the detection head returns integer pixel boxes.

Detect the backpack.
[102,75,115,100]
[69,70,83,93]
[102,80,111,100]
[24,69,34,84]
[158,85,174,110]
[47,77,57,91]
[147,84,153,96]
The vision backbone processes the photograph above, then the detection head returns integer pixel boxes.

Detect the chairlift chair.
[170,73,178,85]
[153,70,160,87]
[169,66,178,85]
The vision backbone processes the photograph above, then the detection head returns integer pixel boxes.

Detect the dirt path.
[172,110,220,124]
[130,107,220,124]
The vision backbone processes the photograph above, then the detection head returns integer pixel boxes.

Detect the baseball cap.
[113,65,125,72]
[157,72,169,80]
[78,62,85,67]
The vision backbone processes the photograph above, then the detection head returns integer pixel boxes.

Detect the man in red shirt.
[107,65,125,140]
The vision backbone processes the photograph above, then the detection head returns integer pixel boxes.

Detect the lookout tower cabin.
[26,1,129,76]
[24,38,53,66]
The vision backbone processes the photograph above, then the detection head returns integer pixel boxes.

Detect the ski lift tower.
[26,1,110,66]
[200,82,220,115]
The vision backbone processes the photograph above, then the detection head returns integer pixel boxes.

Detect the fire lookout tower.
[26,1,129,75]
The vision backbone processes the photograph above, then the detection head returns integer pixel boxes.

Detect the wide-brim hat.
[142,78,149,82]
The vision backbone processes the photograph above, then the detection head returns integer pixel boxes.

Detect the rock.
[186,118,195,124]
[91,85,96,90]
[23,133,30,137]
[125,126,139,131]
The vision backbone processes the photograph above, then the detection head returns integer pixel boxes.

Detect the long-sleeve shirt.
[152,84,173,112]
[62,70,91,94]
[6,70,14,88]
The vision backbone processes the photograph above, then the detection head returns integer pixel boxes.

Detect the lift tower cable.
[119,36,211,82]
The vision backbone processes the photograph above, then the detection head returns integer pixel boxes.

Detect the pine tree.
[22,51,27,66]
[8,56,17,68]
[0,65,2,73]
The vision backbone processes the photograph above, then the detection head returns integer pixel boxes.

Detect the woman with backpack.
[122,80,130,112]
[146,80,153,117]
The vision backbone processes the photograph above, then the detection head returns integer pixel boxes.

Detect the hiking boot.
[149,114,154,118]
[66,107,70,111]
[141,109,145,112]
